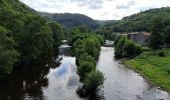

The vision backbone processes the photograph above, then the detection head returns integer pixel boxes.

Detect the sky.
[20,0,170,20]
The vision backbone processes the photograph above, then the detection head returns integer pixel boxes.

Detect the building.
[127,32,150,46]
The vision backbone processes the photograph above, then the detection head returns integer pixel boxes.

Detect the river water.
[97,47,170,100]
[0,42,169,100]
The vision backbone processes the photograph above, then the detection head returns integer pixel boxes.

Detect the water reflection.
[0,61,52,100]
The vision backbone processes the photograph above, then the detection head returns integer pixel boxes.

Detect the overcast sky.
[20,0,170,20]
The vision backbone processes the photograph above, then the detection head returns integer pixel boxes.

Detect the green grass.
[125,48,170,93]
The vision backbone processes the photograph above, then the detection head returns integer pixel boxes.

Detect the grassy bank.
[125,48,170,92]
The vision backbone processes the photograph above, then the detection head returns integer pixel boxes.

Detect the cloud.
[71,0,103,9]
[116,0,136,9]
[20,0,170,20]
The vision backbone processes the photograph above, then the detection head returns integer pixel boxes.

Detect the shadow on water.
[0,48,61,100]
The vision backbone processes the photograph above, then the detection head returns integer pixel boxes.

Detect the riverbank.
[124,48,170,93]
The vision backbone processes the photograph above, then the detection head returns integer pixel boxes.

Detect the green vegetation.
[69,26,104,93]
[96,7,170,41]
[149,16,164,50]
[114,36,142,59]
[0,0,64,78]
[78,61,95,80]
[125,48,170,92]
[0,26,19,78]
[41,13,100,30]
[84,71,104,93]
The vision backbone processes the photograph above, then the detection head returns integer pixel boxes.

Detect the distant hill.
[96,7,170,39]
[97,20,117,26]
[40,13,100,30]
[107,7,170,32]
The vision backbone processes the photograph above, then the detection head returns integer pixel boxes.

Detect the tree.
[77,61,96,81]
[122,40,142,57]
[111,33,116,40]
[48,21,64,47]
[77,53,96,66]
[149,16,164,50]
[84,70,104,93]
[115,37,126,58]
[163,26,170,46]
[0,26,19,78]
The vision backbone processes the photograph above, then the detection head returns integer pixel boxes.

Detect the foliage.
[77,53,96,66]
[41,13,100,30]
[157,50,166,57]
[69,26,104,94]
[149,16,164,50]
[96,7,170,43]
[115,37,126,58]
[115,37,142,58]
[84,70,104,93]
[0,0,64,77]
[0,26,19,78]
[111,33,116,41]
[77,61,96,80]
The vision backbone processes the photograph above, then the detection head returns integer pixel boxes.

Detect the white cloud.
[20,0,170,20]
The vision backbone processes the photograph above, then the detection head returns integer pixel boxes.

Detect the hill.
[96,7,170,39]
[41,13,100,30]
[109,7,170,32]
[97,20,117,26]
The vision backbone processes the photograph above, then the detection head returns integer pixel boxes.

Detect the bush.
[77,61,96,81]
[84,70,104,93]
[157,50,165,57]
[77,53,96,66]
[122,40,142,57]
[115,37,142,58]
[115,37,126,58]
[167,69,170,74]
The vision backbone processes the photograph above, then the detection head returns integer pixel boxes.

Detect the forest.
[0,0,64,78]
[96,7,170,40]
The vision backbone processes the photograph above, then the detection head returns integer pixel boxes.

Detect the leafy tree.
[78,61,96,81]
[84,70,104,93]
[0,0,64,77]
[0,26,19,78]
[111,33,116,40]
[115,37,142,58]
[48,21,64,56]
[122,40,142,57]
[115,37,126,58]
[77,53,96,66]
[149,16,164,50]
[163,26,170,46]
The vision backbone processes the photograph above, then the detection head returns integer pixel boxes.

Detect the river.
[0,42,169,100]
[97,47,170,100]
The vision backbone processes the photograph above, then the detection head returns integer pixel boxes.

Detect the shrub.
[77,53,96,66]
[122,40,142,57]
[167,69,170,74]
[84,70,104,93]
[157,50,165,57]
[115,37,142,58]
[77,61,96,81]
[115,37,126,58]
